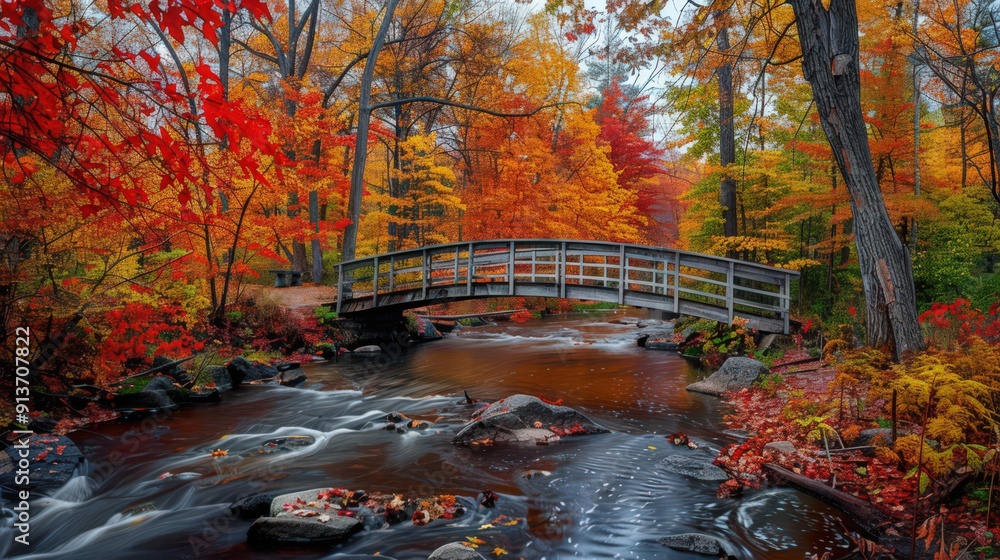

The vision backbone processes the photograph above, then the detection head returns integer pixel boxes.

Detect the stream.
[2,311,858,559]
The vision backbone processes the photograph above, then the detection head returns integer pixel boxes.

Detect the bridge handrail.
[335,239,798,274]
[335,239,800,333]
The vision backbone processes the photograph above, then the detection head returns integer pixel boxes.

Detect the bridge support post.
[726,261,735,324]
[673,251,681,313]
[782,276,790,334]
[467,242,473,297]
[559,242,567,298]
[618,245,625,304]
[373,256,379,308]
[508,241,515,296]
[421,248,428,301]
[337,263,343,315]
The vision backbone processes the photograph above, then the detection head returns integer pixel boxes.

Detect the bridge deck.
[335,239,799,333]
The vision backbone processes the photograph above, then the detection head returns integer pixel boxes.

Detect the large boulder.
[152,355,182,379]
[453,395,609,446]
[227,357,278,386]
[144,375,176,392]
[183,387,221,404]
[259,436,315,455]
[855,428,895,447]
[206,365,233,391]
[229,493,277,520]
[247,516,362,547]
[0,434,85,499]
[686,357,769,397]
[645,339,679,351]
[659,533,739,557]
[114,375,178,411]
[277,368,307,388]
[413,316,443,341]
[270,488,329,517]
[658,455,729,481]
[428,542,487,560]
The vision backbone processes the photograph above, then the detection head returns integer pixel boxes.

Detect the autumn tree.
[788,0,924,356]
[917,0,1000,210]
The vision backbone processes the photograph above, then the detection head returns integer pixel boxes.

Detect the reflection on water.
[1,310,855,559]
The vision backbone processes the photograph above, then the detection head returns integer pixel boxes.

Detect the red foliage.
[510,310,534,323]
[597,82,664,217]
[919,298,1000,346]
[2,0,277,213]
[95,302,201,385]
[549,423,588,436]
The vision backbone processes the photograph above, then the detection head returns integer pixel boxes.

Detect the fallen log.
[119,355,196,381]
[772,355,823,368]
[762,463,888,535]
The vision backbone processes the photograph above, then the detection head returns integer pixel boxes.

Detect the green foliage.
[570,301,620,312]
[755,372,785,396]
[756,348,785,368]
[118,376,153,394]
[793,414,837,442]
[912,189,1000,310]
[314,306,338,325]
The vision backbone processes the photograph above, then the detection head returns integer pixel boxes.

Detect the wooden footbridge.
[335,239,798,333]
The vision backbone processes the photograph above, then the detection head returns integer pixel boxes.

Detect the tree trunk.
[343,0,401,263]
[716,14,738,249]
[789,0,924,359]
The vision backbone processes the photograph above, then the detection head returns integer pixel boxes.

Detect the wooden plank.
[731,283,785,300]
[678,253,730,275]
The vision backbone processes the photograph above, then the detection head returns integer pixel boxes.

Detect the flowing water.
[2,311,858,559]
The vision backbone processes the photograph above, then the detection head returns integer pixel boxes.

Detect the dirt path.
[242,284,337,310]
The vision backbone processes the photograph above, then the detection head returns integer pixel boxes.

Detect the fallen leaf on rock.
[479,523,494,529]
[317,514,331,523]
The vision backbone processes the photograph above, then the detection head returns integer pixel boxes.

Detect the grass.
[570,301,621,312]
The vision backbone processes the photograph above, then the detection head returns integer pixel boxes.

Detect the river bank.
[0,311,866,559]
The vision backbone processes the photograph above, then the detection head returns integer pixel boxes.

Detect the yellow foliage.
[891,354,993,438]
[822,339,850,361]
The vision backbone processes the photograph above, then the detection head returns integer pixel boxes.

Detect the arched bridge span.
[334,239,798,334]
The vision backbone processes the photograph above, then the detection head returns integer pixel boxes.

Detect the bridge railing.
[336,239,799,333]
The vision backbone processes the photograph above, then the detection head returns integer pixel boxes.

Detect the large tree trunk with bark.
[716,14,738,248]
[789,0,924,359]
